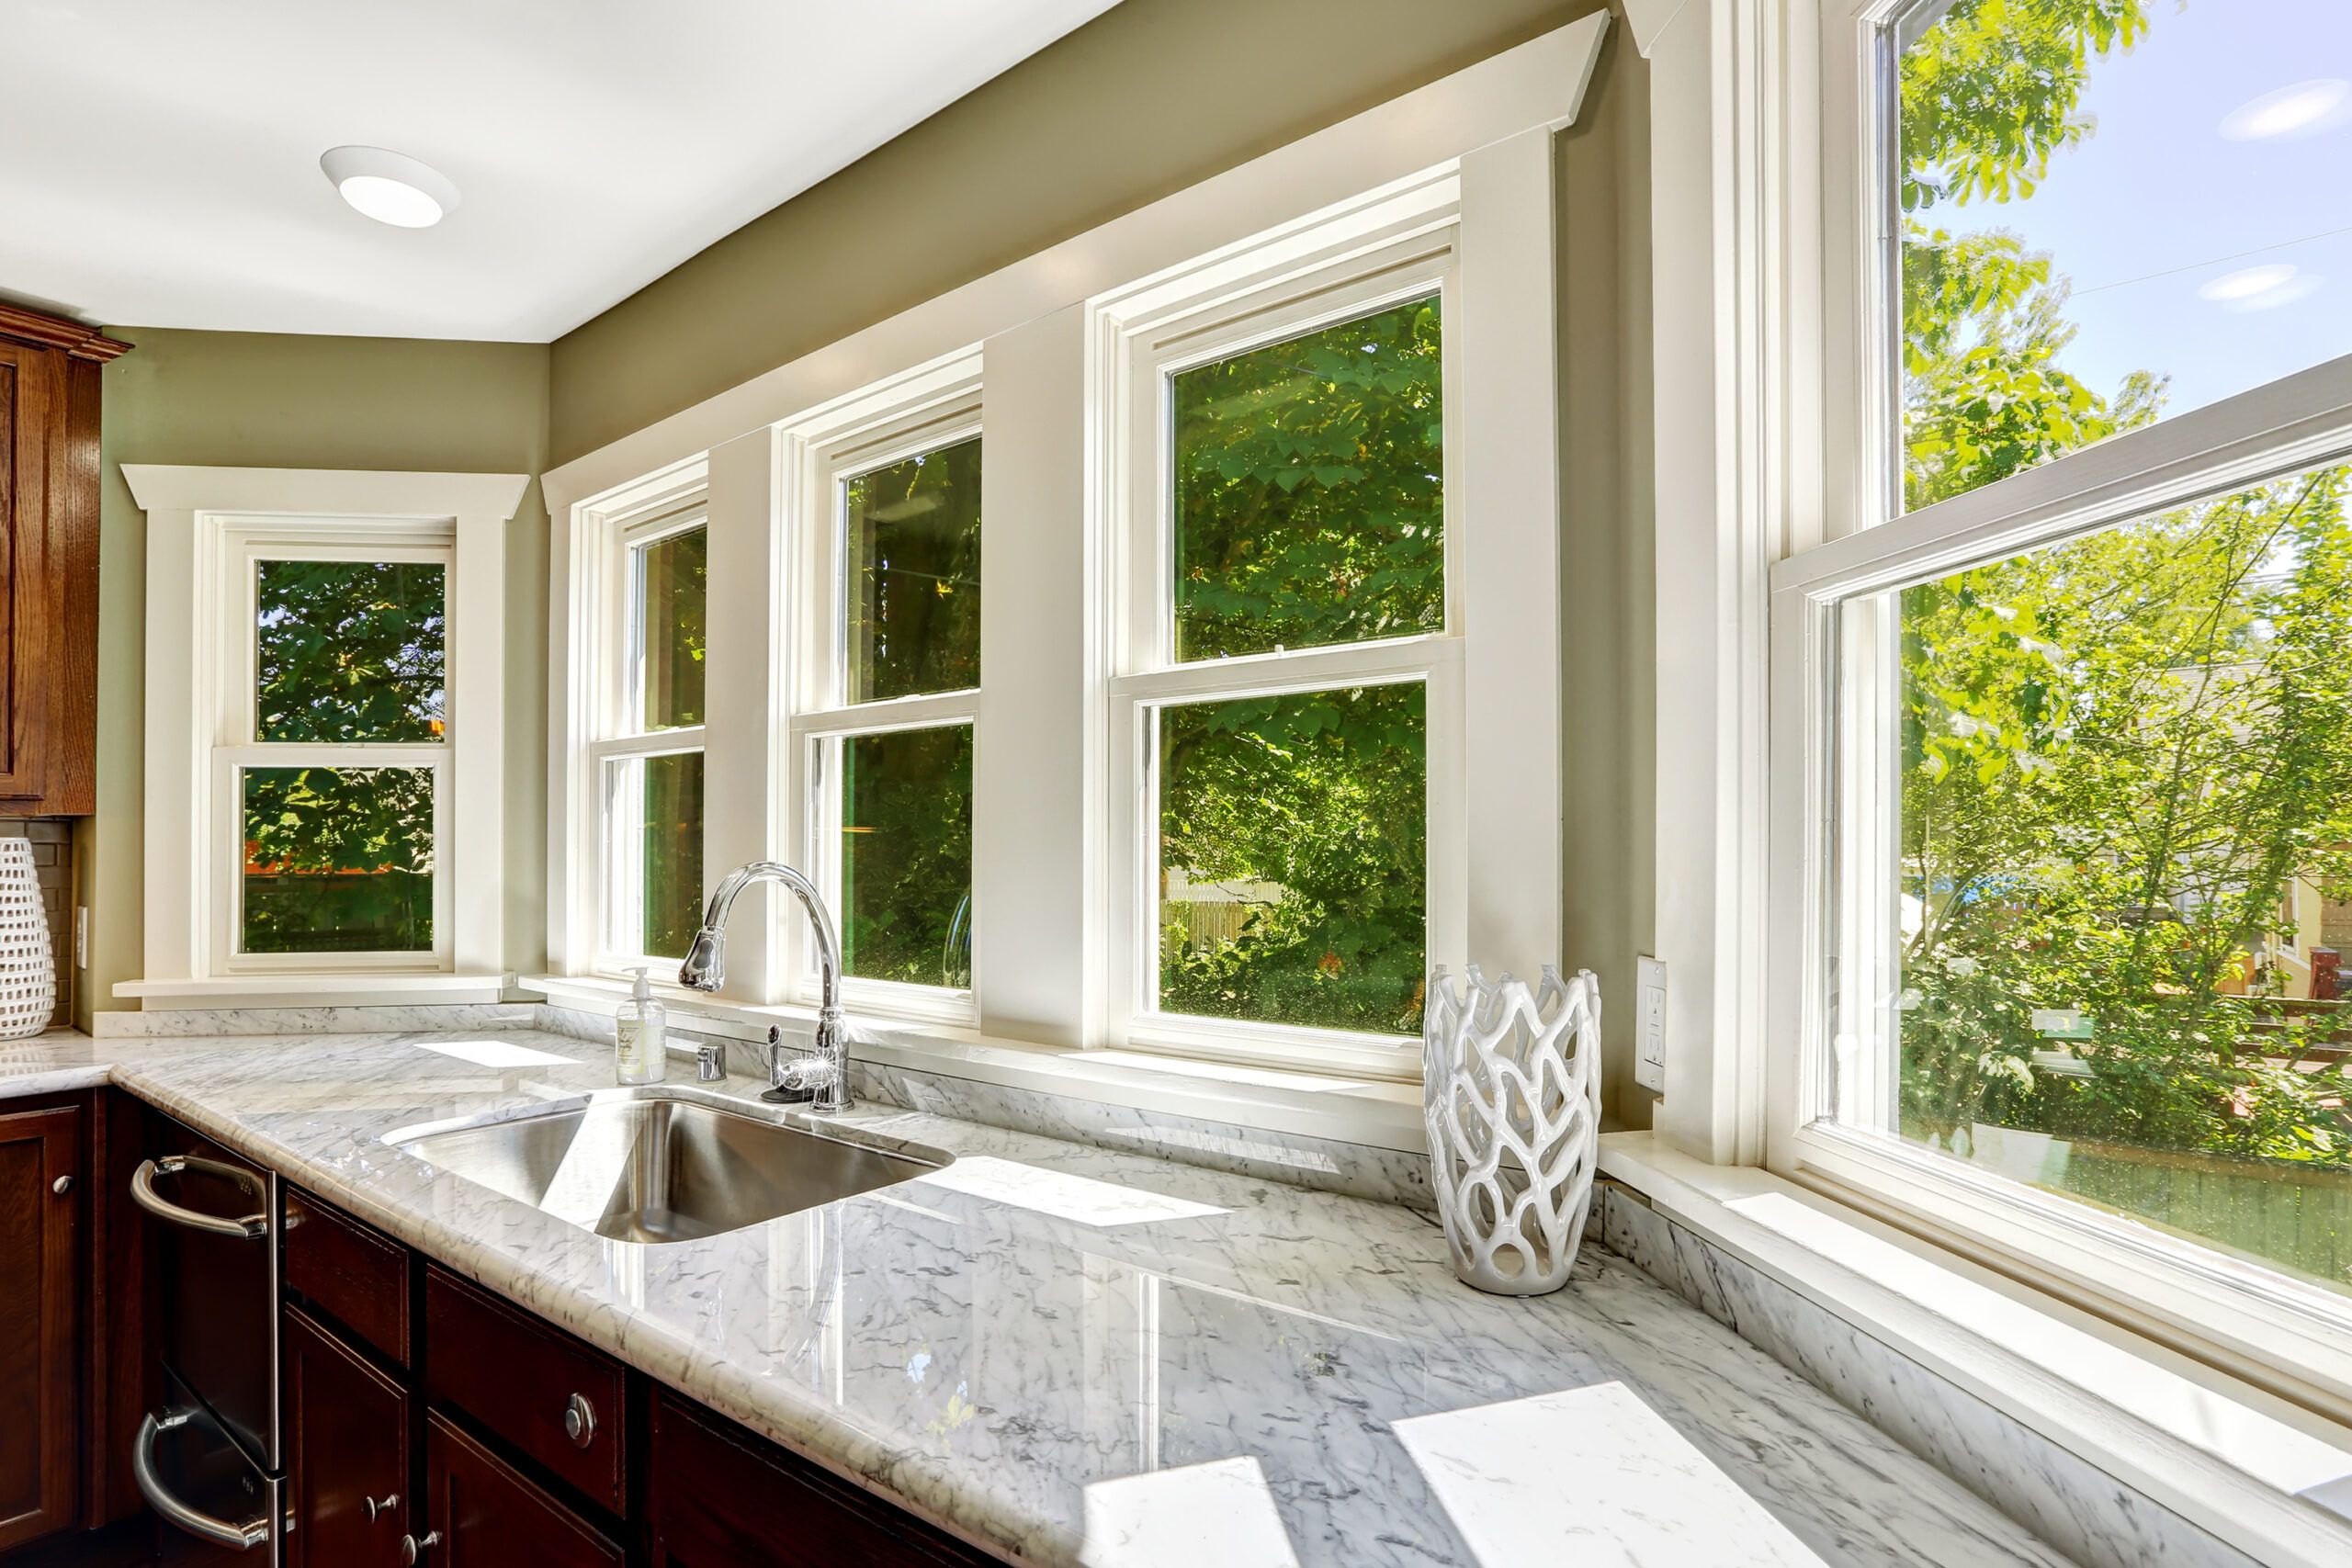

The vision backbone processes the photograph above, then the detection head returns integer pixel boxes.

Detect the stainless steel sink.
[386,1087,950,1243]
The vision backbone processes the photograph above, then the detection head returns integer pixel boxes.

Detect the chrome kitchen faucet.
[677,861,854,1113]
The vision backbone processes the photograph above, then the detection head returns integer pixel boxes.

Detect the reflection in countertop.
[2,1027,2074,1568]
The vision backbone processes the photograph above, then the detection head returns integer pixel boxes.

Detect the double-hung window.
[781,358,982,1021]
[595,494,709,969]
[223,530,450,969]
[550,101,1571,1083]
[1781,0,2352,1401]
[1099,239,1465,1076]
[124,465,522,1003]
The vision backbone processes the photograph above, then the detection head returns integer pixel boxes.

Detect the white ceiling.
[0,0,1122,341]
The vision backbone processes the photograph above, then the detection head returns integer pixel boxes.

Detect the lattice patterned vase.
[0,839,53,1039]
[1423,964,1601,1295]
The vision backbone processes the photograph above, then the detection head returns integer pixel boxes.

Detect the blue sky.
[1928,0,2352,419]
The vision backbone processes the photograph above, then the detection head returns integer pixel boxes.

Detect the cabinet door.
[284,1306,409,1568]
[417,1413,620,1568]
[0,340,47,803]
[649,1390,993,1567]
[0,1102,82,1551]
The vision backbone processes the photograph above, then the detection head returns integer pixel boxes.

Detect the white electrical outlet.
[1634,955,1667,1093]
[74,906,87,970]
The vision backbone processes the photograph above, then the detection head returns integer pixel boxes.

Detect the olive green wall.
[77,330,552,1028]
[548,0,1604,464]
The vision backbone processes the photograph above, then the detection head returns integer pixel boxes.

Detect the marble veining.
[90,1002,542,1038]
[2,1029,2074,1568]
[1599,1185,2265,1568]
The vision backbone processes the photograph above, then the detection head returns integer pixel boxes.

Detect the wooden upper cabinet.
[0,299,125,815]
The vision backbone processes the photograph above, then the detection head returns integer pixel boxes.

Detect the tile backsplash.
[0,818,71,1023]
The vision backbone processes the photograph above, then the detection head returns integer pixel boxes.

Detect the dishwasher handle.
[132,1409,272,1551]
[130,1156,271,1239]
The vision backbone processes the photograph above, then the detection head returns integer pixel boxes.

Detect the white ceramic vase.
[1423,964,1601,1295]
[0,839,56,1039]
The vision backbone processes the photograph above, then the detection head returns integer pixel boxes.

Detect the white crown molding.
[1619,0,1698,58]
[121,464,529,522]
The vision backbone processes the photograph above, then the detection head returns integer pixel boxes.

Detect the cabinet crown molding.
[0,299,131,362]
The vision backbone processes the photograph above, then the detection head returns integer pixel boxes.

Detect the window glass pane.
[241,767,433,953]
[842,438,981,703]
[606,751,705,961]
[635,525,707,731]
[1897,0,2352,512]
[1170,296,1443,661]
[1157,683,1426,1034]
[837,726,972,987]
[1856,460,2352,1296]
[255,560,445,742]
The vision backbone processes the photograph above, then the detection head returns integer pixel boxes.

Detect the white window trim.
[1685,0,2352,1419]
[1770,358,2352,1418]
[1090,178,1471,1077]
[779,355,985,1023]
[119,465,526,1008]
[543,19,1606,1076]
[590,488,710,976]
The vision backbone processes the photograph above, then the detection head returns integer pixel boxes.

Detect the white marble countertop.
[3,1027,2072,1568]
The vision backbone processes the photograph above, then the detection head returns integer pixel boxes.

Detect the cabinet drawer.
[423,1266,625,1513]
[650,1388,997,1566]
[424,1413,621,1568]
[286,1189,411,1367]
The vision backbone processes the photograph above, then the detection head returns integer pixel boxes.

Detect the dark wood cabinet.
[283,1306,408,1568]
[419,1414,620,1568]
[649,1389,995,1568]
[0,1102,83,1553]
[0,302,124,816]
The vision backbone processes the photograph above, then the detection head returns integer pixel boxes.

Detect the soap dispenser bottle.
[616,966,668,1085]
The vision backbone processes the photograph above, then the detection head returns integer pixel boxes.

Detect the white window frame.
[120,465,525,1007]
[1764,0,2352,1410]
[1091,192,1469,1077]
[542,15,1607,1077]
[589,488,711,976]
[212,525,455,975]
[779,355,985,1025]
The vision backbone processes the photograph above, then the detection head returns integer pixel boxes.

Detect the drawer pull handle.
[130,1156,269,1239]
[365,1493,400,1524]
[51,1174,71,1194]
[563,1391,596,1449]
[401,1529,441,1564]
[131,1409,270,1551]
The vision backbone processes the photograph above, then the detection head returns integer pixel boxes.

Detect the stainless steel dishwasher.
[129,1117,284,1562]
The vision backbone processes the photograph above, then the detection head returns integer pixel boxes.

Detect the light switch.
[1634,955,1667,1093]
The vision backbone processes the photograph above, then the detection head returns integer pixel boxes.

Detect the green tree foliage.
[1157,297,1445,1034]
[1159,685,1427,1034]
[840,726,973,988]
[243,561,445,953]
[1893,0,2352,1200]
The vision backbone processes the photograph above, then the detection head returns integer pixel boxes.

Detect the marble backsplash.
[532,1003,1437,1211]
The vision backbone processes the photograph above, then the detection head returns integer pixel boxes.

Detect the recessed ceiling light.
[2218,79,2350,142]
[319,145,459,229]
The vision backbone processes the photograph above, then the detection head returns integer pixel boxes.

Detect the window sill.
[519,974,1426,1153]
[1599,1132,2352,1565]
[114,974,514,1009]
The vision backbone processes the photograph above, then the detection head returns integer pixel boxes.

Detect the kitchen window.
[597,499,708,967]
[784,379,983,1021]
[123,466,525,1003]
[547,124,1571,1081]
[1099,275,1464,1072]
[1776,0,2352,1404]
